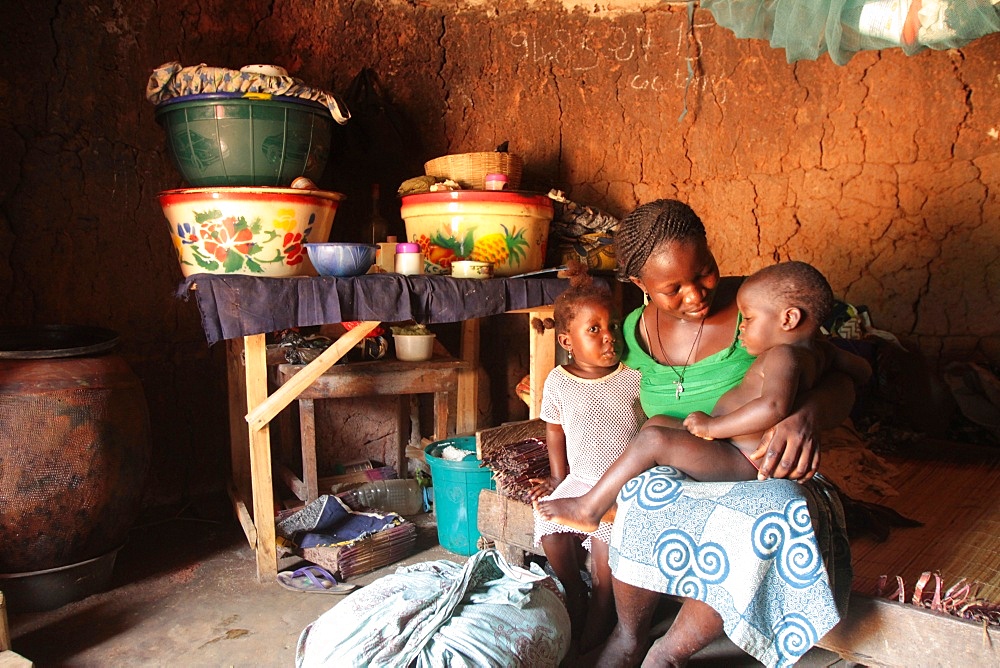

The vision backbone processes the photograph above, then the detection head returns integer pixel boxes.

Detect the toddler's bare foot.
[535,497,603,533]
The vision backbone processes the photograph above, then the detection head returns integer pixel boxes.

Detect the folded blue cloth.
[276,495,401,549]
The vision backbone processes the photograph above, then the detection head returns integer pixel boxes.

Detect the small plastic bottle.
[345,479,424,515]
[394,242,424,275]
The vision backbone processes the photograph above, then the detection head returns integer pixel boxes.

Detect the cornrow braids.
[552,260,614,334]
[745,261,834,326]
[614,199,707,282]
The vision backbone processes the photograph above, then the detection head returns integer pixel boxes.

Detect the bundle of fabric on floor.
[296,549,570,667]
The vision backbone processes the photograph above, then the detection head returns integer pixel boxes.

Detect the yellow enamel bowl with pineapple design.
[399,191,553,276]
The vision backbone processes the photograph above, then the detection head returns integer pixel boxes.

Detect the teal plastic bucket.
[424,436,495,556]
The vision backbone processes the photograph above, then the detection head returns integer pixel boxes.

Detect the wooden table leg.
[243,333,278,582]
[299,398,319,502]
[433,389,449,442]
[528,307,556,419]
[456,319,480,434]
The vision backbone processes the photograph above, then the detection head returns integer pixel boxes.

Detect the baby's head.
[737,262,833,353]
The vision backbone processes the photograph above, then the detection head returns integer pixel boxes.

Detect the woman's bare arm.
[752,371,856,481]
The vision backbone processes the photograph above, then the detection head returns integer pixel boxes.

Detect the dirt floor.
[5,493,853,666]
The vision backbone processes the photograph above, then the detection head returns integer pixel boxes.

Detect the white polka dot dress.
[533,363,644,549]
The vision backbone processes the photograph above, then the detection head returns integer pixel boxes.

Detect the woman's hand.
[751,407,821,482]
[527,476,562,502]
[752,370,856,482]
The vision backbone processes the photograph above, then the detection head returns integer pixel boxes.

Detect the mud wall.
[1,1,997,505]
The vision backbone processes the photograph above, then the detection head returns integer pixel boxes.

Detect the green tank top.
[621,305,755,419]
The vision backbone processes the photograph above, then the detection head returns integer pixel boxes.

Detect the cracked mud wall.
[0,1,997,504]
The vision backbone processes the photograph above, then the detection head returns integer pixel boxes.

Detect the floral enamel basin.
[158,187,344,277]
[399,190,553,276]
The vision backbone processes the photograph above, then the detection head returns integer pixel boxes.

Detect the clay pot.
[0,325,151,573]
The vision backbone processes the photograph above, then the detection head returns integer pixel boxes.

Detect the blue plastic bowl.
[305,243,377,277]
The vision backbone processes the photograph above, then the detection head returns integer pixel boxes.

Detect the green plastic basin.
[155,93,334,187]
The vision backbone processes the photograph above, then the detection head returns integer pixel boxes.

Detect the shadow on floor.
[6,492,850,666]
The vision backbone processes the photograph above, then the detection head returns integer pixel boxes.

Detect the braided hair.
[744,261,834,326]
[614,199,707,282]
[531,260,613,335]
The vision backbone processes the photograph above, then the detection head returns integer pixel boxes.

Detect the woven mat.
[844,438,1000,602]
[302,522,418,581]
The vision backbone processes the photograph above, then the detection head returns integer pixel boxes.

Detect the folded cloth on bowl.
[145,61,351,124]
[276,495,402,549]
[609,467,851,668]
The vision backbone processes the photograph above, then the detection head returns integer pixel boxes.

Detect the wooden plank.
[456,319,480,434]
[227,481,258,549]
[298,398,319,501]
[0,592,9,651]
[528,307,555,419]
[817,593,1000,666]
[476,418,546,460]
[477,488,544,560]
[244,333,277,582]
[226,339,253,519]
[433,390,448,441]
[276,463,307,502]
[245,321,378,431]
[276,363,460,399]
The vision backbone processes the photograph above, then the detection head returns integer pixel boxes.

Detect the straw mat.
[844,438,1000,603]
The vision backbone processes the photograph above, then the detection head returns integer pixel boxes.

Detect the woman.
[595,199,856,667]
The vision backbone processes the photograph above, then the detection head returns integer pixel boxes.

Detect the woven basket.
[424,152,523,190]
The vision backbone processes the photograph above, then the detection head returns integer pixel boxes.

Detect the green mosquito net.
[701,0,1000,65]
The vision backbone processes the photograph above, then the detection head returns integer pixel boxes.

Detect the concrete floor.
[6,494,851,667]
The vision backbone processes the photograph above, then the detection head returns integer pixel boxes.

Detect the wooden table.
[181,273,567,581]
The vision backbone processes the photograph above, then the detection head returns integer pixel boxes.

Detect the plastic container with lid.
[341,479,424,515]
[484,173,509,191]
[395,242,424,275]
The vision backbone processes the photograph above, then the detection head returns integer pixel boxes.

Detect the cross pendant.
[674,381,684,399]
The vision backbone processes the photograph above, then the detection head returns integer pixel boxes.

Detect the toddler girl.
[528,263,645,652]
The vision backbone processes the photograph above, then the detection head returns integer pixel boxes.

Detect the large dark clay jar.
[0,325,151,573]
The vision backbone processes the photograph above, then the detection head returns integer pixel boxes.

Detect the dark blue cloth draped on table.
[177,274,570,344]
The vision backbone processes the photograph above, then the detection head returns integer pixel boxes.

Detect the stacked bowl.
[155,90,346,277]
[399,189,553,277]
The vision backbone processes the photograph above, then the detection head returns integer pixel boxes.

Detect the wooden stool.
[274,351,467,503]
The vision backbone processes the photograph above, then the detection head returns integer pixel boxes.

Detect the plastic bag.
[338,68,423,180]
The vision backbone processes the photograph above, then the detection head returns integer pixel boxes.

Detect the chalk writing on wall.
[508,20,729,103]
